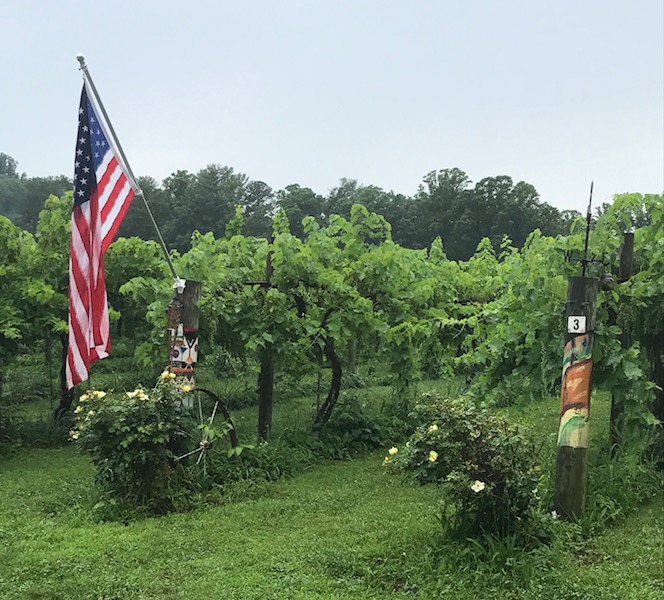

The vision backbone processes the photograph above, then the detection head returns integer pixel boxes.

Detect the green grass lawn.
[1,446,662,599]
[0,447,436,599]
[1,380,662,599]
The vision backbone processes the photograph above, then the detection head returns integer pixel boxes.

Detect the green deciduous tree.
[0,153,19,178]
[275,184,325,239]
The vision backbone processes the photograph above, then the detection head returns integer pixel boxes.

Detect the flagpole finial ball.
[76,54,86,67]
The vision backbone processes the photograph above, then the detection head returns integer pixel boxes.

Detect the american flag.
[66,82,136,389]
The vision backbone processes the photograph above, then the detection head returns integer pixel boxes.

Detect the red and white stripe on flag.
[66,81,135,389]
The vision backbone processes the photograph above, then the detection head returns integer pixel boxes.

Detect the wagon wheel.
[175,388,238,475]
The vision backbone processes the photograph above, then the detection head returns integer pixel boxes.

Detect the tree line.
[0,152,579,261]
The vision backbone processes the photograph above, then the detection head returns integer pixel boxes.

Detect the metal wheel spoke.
[208,401,219,426]
[176,446,204,461]
[174,389,235,475]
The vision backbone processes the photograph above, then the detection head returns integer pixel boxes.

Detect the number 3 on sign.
[567,316,587,334]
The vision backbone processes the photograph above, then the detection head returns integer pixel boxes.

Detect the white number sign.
[567,315,587,334]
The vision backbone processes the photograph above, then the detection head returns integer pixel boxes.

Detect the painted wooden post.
[168,280,201,385]
[555,276,600,521]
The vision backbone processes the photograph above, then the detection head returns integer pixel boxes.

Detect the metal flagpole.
[75,54,183,289]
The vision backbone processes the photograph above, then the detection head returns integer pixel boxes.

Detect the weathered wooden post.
[54,332,75,419]
[258,252,274,441]
[609,231,634,455]
[258,349,274,441]
[618,231,635,286]
[238,247,277,442]
[555,276,600,520]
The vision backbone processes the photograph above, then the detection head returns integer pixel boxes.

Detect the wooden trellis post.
[554,276,599,520]
[609,231,634,455]
[167,280,202,385]
[257,252,274,441]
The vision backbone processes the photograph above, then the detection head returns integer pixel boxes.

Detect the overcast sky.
[3,0,662,213]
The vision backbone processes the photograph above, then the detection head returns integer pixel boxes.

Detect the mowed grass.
[0,387,662,599]
[0,447,440,599]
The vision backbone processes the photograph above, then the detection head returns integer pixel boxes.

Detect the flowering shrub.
[71,372,195,512]
[385,394,541,539]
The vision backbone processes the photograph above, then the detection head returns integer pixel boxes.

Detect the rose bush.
[71,372,194,512]
[385,394,541,539]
